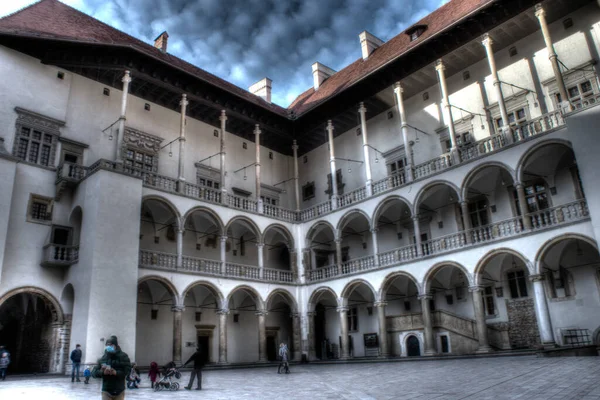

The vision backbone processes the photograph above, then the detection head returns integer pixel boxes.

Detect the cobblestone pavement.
[1,356,600,399]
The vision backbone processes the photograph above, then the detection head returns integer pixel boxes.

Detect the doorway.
[314,304,326,359]
[267,336,277,361]
[406,335,421,356]
[196,336,210,364]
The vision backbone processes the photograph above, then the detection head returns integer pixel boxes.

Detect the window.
[195,312,202,322]
[269,151,273,160]
[302,182,315,201]
[563,18,573,29]
[13,108,63,167]
[482,286,495,316]
[404,301,411,311]
[57,71,64,80]
[496,108,526,130]
[242,142,247,149]
[303,155,308,164]
[442,132,471,152]
[213,130,219,137]
[407,25,427,41]
[28,195,53,224]
[103,88,110,96]
[546,266,574,298]
[356,128,362,136]
[557,80,596,109]
[387,158,407,176]
[509,46,518,57]
[198,177,220,190]
[387,111,394,119]
[151,309,158,320]
[261,195,277,206]
[546,63,598,110]
[423,92,429,101]
[440,335,450,353]
[468,198,489,228]
[124,149,155,171]
[507,270,528,298]
[51,226,72,245]
[326,169,344,197]
[455,286,465,301]
[347,307,358,332]
[463,71,470,80]
[144,103,151,111]
[513,182,549,214]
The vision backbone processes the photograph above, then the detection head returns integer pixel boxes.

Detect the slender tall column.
[216,308,229,364]
[257,242,264,279]
[326,120,339,209]
[393,82,414,181]
[469,286,492,353]
[419,294,436,355]
[335,238,343,274]
[435,60,458,159]
[461,201,472,244]
[307,311,317,360]
[172,306,184,364]
[413,215,423,257]
[530,274,556,347]
[176,228,184,268]
[292,140,301,211]
[254,125,263,213]
[515,183,532,230]
[220,235,227,274]
[371,228,380,266]
[219,110,227,204]
[292,312,302,361]
[115,70,131,162]
[289,249,298,281]
[482,34,512,142]
[535,4,570,111]
[337,306,349,359]
[374,301,389,357]
[358,102,373,196]
[177,94,189,186]
[256,310,268,362]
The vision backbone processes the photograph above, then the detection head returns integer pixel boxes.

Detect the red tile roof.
[0,0,492,118]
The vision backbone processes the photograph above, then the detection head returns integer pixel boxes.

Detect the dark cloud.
[79,0,447,106]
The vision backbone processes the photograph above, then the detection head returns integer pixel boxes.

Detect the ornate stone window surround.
[437,115,474,152]
[487,90,530,133]
[12,107,65,168]
[27,193,54,225]
[195,163,221,188]
[121,127,163,172]
[543,60,599,109]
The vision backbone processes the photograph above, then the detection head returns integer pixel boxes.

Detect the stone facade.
[505,299,541,349]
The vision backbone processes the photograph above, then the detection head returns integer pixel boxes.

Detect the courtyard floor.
[1,356,600,399]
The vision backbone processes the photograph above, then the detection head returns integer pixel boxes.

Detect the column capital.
[327,120,334,131]
[393,82,404,93]
[534,3,545,18]
[171,305,185,313]
[481,33,493,47]
[254,124,261,135]
[460,200,469,207]
[435,59,445,71]
[122,70,131,83]
[418,293,433,301]
[468,285,485,293]
[412,214,421,222]
[373,301,388,308]
[180,93,189,107]
[515,182,524,190]
[220,235,228,241]
[177,228,185,234]
[335,238,342,245]
[529,274,545,282]
[255,310,269,317]
[292,140,299,151]
[370,228,379,234]
[216,308,230,315]
[255,241,265,248]
[336,306,349,313]
[358,102,367,114]
[219,110,228,122]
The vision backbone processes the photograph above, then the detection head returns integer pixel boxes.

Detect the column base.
[475,345,493,354]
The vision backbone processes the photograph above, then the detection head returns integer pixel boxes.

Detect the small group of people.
[0,345,10,381]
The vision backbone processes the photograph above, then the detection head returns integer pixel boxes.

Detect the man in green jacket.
[93,336,131,400]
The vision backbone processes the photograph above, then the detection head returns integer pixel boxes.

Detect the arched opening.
[227,286,263,363]
[182,282,223,366]
[477,252,537,349]
[340,280,377,357]
[519,143,586,229]
[135,278,178,366]
[306,222,336,276]
[0,289,64,373]
[406,335,421,356]
[225,218,261,273]
[538,236,600,346]
[182,208,223,271]
[68,206,83,246]
[373,197,414,265]
[263,225,294,271]
[265,290,297,361]
[139,198,180,269]
[415,182,461,255]
[338,211,373,273]
[308,288,337,360]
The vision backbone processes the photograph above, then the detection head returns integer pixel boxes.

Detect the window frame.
[27,194,54,225]
[12,108,63,168]
[347,307,358,332]
[120,127,162,172]
[302,182,315,201]
[507,269,529,299]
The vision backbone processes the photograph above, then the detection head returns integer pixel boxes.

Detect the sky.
[0,0,449,107]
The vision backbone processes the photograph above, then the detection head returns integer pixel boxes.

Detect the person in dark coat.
[70,344,82,382]
[183,347,205,390]
[147,361,161,389]
[92,336,131,400]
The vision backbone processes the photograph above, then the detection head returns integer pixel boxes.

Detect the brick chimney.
[312,62,336,90]
[359,31,384,60]
[154,31,169,53]
[249,78,272,103]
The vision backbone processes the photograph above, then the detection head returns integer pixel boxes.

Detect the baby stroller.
[153,362,181,391]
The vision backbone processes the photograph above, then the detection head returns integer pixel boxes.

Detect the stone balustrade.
[377,244,418,267]
[528,200,589,230]
[340,254,375,275]
[184,182,222,205]
[263,203,298,223]
[225,262,261,280]
[468,216,523,244]
[181,255,221,275]
[459,133,506,162]
[513,110,564,141]
[41,244,79,267]
[372,170,406,195]
[413,152,453,180]
[337,186,367,208]
[298,200,332,221]
[421,231,468,257]
[307,264,338,282]
[226,194,257,213]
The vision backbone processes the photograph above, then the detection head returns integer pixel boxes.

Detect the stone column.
[460,201,472,244]
[335,238,343,274]
[219,110,228,204]
[535,4,570,111]
[419,294,436,355]
[292,312,302,361]
[515,183,532,230]
[256,310,268,362]
[469,286,492,353]
[177,94,189,189]
[176,228,184,268]
[115,70,131,162]
[413,215,423,257]
[292,140,301,211]
[374,301,389,357]
[254,125,263,213]
[326,120,339,210]
[393,82,414,181]
[307,311,317,360]
[371,228,380,266]
[216,308,229,364]
[172,306,184,364]
[482,34,512,142]
[257,242,264,279]
[220,235,227,274]
[435,60,458,161]
[358,102,373,196]
[337,306,350,359]
[289,249,298,281]
[530,274,556,347]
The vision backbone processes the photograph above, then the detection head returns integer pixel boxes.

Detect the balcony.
[41,244,79,267]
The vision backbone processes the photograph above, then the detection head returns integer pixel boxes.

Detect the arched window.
[507,269,528,298]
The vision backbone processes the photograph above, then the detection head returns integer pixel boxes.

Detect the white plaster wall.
[0,158,17,281]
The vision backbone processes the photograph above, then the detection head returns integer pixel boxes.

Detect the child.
[83,366,91,384]
[148,361,161,389]
[0,352,9,381]
[126,363,141,389]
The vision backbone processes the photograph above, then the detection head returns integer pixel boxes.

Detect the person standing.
[70,344,82,382]
[93,336,131,400]
[0,351,9,381]
[183,347,205,390]
[83,366,91,384]
[147,361,160,389]
[278,343,290,374]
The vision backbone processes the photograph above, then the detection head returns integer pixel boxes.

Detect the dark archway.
[406,335,421,356]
